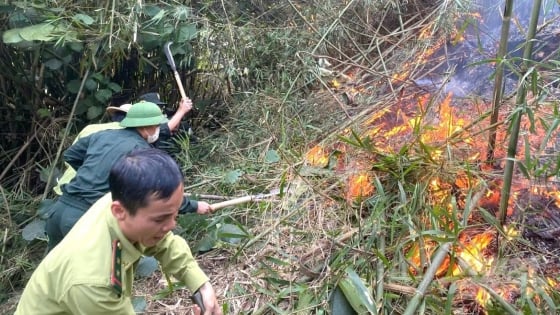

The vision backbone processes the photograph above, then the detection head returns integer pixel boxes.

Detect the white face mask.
[146,126,160,144]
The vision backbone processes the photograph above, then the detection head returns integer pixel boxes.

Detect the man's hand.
[177,98,193,114]
[196,201,213,215]
[168,98,193,133]
[196,281,221,315]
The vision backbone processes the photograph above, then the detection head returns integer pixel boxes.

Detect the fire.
[305,145,329,168]
[346,172,375,201]
[452,231,494,276]
[420,92,467,145]
[407,231,494,278]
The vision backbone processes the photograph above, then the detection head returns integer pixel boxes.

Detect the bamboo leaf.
[338,268,376,314]
[19,23,57,41]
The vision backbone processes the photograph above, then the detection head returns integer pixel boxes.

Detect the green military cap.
[119,101,168,128]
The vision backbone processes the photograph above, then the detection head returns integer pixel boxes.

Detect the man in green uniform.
[54,97,194,195]
[16,148,221,315]
[52,103,132,195]
[45,101,212,249]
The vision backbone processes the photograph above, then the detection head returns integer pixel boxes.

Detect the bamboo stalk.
[403,242,452,315]
[487,0,513,162]
[42,69,90,200]
[498,0,542,226]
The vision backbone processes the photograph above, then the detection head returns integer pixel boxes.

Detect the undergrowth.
[3,0,560,314]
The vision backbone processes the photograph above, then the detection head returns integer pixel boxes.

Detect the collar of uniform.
[106,206,143,264]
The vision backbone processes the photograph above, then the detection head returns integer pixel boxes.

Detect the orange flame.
[347,172,375,201]
[305,145,329,168]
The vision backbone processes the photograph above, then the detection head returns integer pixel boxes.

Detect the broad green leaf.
[107,82,122,92]
[338,268,376,314]
[85,78,97,91]
[196,234,217,252]
[177,23,198,42]
[2,28,23,43]
[218,223,248,244]
[95,89,112,103]
[22,218,46,241]
[264,149,280,163]
[75,97,94,115]
[87,105,103,120]
[44,58,63,70]
[223,169,243,184]
[136,256,159,277]
[66,79,81,94]
[73,13,94,25]
[19,23,57,41]
[131,296,147,313]
[329,286,357,315]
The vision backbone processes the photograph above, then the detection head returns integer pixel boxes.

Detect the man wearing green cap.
[45,101,212,250]
[54,96,194,195]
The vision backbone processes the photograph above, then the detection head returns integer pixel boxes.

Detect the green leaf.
[196,234,217,252]
[338,268,376,314]
[107,82,122,92]
[73,13,94,25]
[264,149,280,163]
[131,296,147,313]
[85,78,97,91]
[95,89,112,103]
[218,223,248,244]
[136,256,159,277]
[22,218,46,241]
[44,58,63,70]
[19,23,57,41]
[329,286,357,315]
[223,169,243,184]
[75,97,94,115]
[87,105,103,120]
[2,28,24,43]
[177,23,198,42]
[67,79,81,94]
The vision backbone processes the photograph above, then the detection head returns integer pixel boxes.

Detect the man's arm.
[63,133,91,170]
[179,197,199,214]
[64,284,135,315]
[146,234,221,314]
[167,98,193,133]
[146,233,208,293]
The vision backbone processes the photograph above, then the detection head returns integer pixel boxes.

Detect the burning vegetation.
[302,67,560,312]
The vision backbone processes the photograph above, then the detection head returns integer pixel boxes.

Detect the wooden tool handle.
[173,70,188,100]
[210,195,255,210]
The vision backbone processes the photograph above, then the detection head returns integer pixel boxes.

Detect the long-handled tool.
[209,188,281,211]
[163,41,188,100]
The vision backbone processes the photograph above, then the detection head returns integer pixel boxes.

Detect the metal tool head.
[163,41,177,71]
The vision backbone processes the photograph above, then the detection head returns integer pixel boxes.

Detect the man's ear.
[111,200,127,220]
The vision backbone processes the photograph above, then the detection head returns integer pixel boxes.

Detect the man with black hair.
[45,101,212,250]
[16,148,221,315]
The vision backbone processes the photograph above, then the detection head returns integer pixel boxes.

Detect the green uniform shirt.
[16,193,209,315]
[54,122,122,195]
[61,128,150,208]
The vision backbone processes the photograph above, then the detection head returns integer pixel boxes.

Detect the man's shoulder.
[78,122,122,138]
